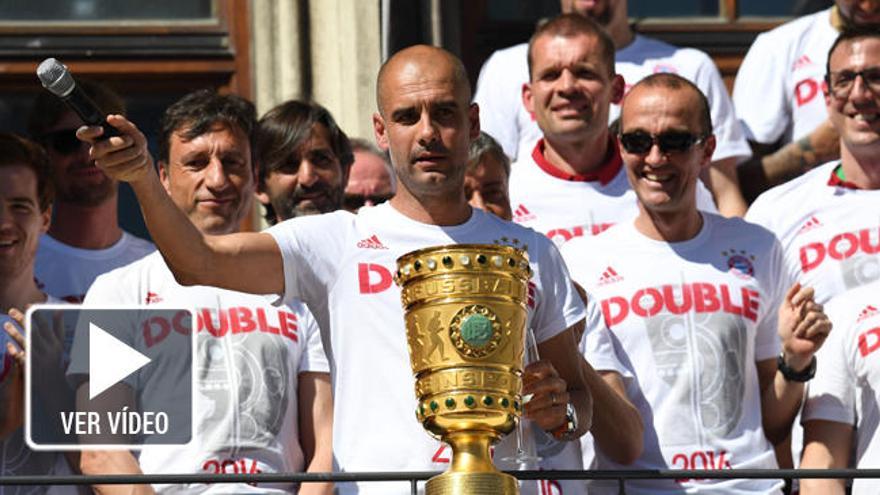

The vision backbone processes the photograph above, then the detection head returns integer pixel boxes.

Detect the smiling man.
[561,73,831,494]
[508,14,717,249]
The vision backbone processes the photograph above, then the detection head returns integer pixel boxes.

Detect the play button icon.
[88,322,152,400]
[26,306,194,450]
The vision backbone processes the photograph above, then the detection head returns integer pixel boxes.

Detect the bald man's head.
[376,45,472,117]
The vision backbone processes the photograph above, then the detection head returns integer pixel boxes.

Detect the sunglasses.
[618,130,707,155]
[39,129,85,155]
[344,193,392,211]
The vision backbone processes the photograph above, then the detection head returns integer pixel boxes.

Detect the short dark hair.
[625,73,713,135]
[158,89,257,165]
[826,27,880,78]
[527,13,616,80]
[0,133,53,211]
[27,78,126,138]
[255,99,354,186]
[468,132,510,177]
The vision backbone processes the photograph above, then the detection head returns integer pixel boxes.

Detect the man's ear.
[40,205,52,233]
[611,74,626,105]
[158,161,172,195]
[373,112,389,151]
[522,82,534,115]
[469,103,481,140]
[700,135,717,169]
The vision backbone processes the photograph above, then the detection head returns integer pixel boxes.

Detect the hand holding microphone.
[36,58,119,139]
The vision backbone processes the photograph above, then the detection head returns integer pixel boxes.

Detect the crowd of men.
[0,0,879,494]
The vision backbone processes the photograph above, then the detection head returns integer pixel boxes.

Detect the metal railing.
[1,469,878,494]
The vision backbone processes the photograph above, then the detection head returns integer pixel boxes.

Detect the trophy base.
[425,471,519,495]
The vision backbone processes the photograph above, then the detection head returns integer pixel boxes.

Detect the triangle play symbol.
[88,322,151,400]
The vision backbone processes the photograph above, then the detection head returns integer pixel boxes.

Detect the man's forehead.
[830,37,880,69]
[621,88,700,128]
[0,164,39,196]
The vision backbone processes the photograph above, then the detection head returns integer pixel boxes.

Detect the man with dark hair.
[28,79,153,303]
[72,90,333,495]
[80,45,600,495]
[0,133,84,493]
[343,138,395,212]
[509,13,718,249]
[476,0,749,216]
[255,99,353,224]
[562,73,830,494]
[734,0,880,200]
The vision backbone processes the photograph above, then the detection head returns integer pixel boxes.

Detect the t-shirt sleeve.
[689,50,751,163]
[296,305,330,374]
[530,234,587,344]
[755,237,788,361]
[580,293,631,377]
[802,313,855,425]
[733,33,791,144]
[265,214,347,308]
[473,49,524,159]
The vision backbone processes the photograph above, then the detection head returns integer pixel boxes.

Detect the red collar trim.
[827,164,861,190]
[531,137,622,185]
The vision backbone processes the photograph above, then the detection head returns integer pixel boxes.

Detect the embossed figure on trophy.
[426,311,449,362]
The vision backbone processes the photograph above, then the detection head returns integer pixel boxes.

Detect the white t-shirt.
[34,232,155,303]
[71,252,328,494]
[560,214,788,494]
[474,36,751,163]
[802,280,880,495]
[746,162,880,304]
[267,203,586,495]
[0,296,83,495]
[733,8,837,144]
[509,139,718,247]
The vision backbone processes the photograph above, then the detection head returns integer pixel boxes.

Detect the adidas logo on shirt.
[512,204,536,223]
[598,266,623,286]
[357,235,388,250]
[857,304,880,323]
[796,216,822,236]
[145,291,163,304]
[792,54,814,72]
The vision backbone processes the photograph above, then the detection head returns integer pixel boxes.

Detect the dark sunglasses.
[39,129,85,155]
[618,130,707,154]
[344,193,392,211]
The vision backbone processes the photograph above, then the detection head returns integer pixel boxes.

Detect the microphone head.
[37,58,75,97]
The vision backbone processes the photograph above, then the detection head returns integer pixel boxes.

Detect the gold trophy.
[396,244,531,495]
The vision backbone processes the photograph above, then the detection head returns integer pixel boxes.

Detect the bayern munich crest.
[722,249,756,279]
[448,305,502,359]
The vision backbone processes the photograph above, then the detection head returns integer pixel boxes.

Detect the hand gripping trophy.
[396,244,531,495]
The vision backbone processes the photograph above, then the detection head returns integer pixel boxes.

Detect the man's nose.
[298,160,320,187]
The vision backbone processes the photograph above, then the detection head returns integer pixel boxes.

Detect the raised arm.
[759,284,832,443]
[80,115,283,295]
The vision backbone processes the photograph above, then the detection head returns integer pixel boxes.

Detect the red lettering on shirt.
[795,78,820,107]
[545,223,614,245]
[858,327,880,357]
[358,263,393,294]
[799,227,880,273]
[601,284,760,327]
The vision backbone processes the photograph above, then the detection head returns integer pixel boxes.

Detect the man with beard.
[474,0,750,216]
[27,80,154,303]
[256,100,353,225]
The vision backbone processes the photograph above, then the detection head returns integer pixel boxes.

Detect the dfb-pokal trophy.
[395,244,530,495]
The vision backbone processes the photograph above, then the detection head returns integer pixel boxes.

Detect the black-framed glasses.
[618,130,707,155]
[38,129,84,155]
[826,67,880,99]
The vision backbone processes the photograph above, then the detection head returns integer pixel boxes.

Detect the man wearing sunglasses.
[509,14,718,249]
[26,80,154,303]
[561,73,831,494]
[255,100,354,226]
[343,138,395,212]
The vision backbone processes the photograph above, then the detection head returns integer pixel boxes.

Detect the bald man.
[78,45,608,494]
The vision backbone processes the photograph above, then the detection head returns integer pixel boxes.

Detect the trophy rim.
[395,243,529,265]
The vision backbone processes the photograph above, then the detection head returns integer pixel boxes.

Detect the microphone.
[36,58,119,138]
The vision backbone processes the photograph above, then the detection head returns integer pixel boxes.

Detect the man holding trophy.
[76,45,637,494]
